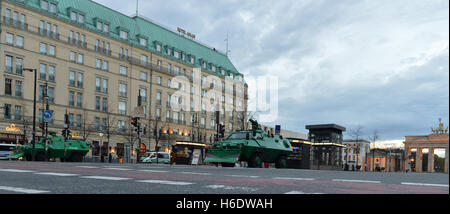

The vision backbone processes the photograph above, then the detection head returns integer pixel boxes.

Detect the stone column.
[404,146,410,172]
[445,147,449,174]
[428,147,434,173]
[416,148,421,173]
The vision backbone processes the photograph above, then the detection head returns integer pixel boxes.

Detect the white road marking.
[0,186,50,194]
[401,182,449,187]
[205,185,259,192]
[103,168,133,171]
[139,170,168,173]
[332,179,381,184]
[284,191,324,194]
[137,180,194,186]
[0,169,35,173]
[226,175,260,178]
[273,177,316,181]
[178,172,212,176]
[80,176,133,181]
[75,166,99,169]
[34,172,79,177]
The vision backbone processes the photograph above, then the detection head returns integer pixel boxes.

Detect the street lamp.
[99,133,104,163]
[23,68,37,161]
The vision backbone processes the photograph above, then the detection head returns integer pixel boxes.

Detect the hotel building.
[0,0,248,160]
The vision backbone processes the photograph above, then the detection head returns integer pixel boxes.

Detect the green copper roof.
[13,0,241,77]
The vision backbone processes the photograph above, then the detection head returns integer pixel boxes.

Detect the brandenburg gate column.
[404,146,410,172]
[445,147,449,174]
[416,148,422,173]
[427,147,434,173]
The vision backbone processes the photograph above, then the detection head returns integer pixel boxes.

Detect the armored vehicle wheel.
[25,155,32,161]
[275,155,287,169]
[249,153,262,168]
[70,152,83,162]
[60,157,66,162]
[222,163,235,168]
[35,152,47,162]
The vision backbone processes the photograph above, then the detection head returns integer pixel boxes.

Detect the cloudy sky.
[93,0,449,146]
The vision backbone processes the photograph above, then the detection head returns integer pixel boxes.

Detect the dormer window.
[221,69,225,76]
[69,9,85,24]
[174,51,180,59]
[140,38,148,47]
[182,53,186,61]
[156,43,162,52]
[212,65,216,72]
[120,30,128,40]
[97,20,102,31]
[202,61,207,69]
[78,14,84,24]
[191,56,195,64]
[41,0,57,14]
[49,3,57,14]
[71,11,77,21]
[103,24,109,33]
[167,48,172,56]
[41,0,48,10]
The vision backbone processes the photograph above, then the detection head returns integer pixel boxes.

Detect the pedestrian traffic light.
[131,117,139,128]
[219,124,225,138]
[39,122,45,130]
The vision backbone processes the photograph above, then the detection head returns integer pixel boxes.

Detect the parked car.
[142,152,171,164]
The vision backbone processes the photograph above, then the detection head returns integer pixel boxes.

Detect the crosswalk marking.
[178,172,212,176]
[332,179,381,183]
[75,166,99,169]
[284,191,324,194]
[204,185,259,192]
[137,180,194,185]
[226,175,260,178]
[401,182,449,187]
[34,172,79,177]
[139,170,168,173]
[80,176,133,181]
[273,177,316,181]
[103,168,133,171]
[0,169,35,173]
[0,186,50,194]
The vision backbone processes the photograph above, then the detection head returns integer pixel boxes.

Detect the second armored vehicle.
[204,120,293,168]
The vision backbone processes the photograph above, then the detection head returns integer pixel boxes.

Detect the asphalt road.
[0,161,448,194]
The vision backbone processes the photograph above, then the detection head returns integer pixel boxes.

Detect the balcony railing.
[2,16,28,31]
[95,46,112,56]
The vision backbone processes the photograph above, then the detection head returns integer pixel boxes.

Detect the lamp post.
[99,133,104,163]
[23,68,37,161]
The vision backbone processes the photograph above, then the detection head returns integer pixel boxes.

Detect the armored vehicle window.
[227,132,249,140]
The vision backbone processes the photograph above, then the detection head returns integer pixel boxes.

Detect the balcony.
[95,46,112,56]
[2,16,28,31]
[68,38,87,49]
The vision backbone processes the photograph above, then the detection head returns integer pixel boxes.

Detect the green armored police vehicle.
[10,132,91,162]
[204,120,293,168]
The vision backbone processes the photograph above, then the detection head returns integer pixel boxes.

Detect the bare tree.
[347,125,364,170]
[368,130,380,172]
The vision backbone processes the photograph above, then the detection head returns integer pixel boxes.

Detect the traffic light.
[131,117,139,128]
[64,114,70,128]
[219,124,225,138]
[39,122,45,130]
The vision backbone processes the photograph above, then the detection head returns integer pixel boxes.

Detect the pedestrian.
[170,150,177,165]
[108,153,112,163]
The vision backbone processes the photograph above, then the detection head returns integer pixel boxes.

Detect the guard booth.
[287,138,312,169]
[172,142,206,165]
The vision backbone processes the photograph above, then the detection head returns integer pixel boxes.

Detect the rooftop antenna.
[136,0,139,16]
[225,31,231,57]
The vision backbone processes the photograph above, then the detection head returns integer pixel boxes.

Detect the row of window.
[35,2,242,80]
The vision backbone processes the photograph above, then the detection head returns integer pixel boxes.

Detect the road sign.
[44,110,53,122]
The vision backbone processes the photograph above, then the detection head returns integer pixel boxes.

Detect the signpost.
[43,110,53,122]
